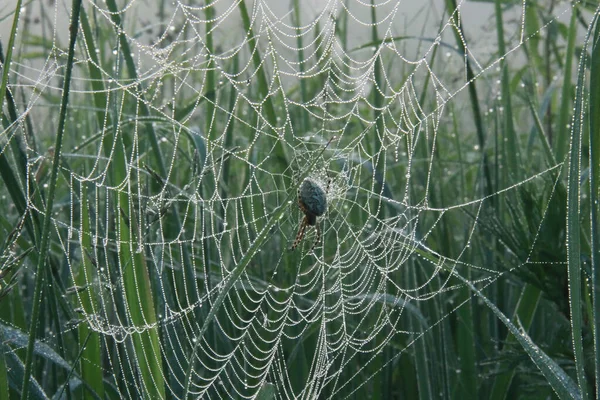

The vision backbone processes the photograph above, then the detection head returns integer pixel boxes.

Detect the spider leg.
[324,169,333,196]
[291,217,308,250]
[310,222,321,251]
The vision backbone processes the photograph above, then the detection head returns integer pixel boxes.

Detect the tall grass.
[0,1,599,399]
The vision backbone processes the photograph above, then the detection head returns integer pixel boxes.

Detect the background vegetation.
[0,0,599,399]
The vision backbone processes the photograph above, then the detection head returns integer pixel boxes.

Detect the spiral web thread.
[0,0,577,398]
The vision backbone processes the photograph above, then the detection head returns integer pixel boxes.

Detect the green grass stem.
[204,1,216,144]
[0,0,23,130]
[445,0,493,198]
[565,10,595,399]
[293,0,309,133]
[415,249,581,399]
[408,262,433,400]
[489,284,542,400]
[21,0,83,398]
[555,9,578,162]
[494,0,520,178]
[588,11,600,399]
[526,96,558,168]
[237,0,290,169]
[104,0,199,311]
[75,183,104,400]
[0,337,8,400]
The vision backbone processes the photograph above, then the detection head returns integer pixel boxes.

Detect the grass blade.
[104,0,199,309]
[555,9,578,162]
[408,262,433,400]
[418,250,581,399]
[565,9,596,399]
[526,96,558,168]
[456,277,477,398]
[205,1,217,141]
[75,183,105,400]
[0,337,8,400]
[21,0,83,398]
[588,10,600,399]
[445,0,493,197]
[0,0,22,129]
[494,0,520,178]
[293,0,309,133]
[473,279,579,400]
[237,0,290,170]
[489,284,542,400]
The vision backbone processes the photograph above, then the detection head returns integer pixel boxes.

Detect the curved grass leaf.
[417,248,581,399]
[565,8,597,399]
[588,8,600,399]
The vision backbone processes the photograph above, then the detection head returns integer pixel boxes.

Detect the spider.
[291,177,330,251]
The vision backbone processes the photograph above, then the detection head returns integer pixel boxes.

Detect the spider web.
[0,0,580,398]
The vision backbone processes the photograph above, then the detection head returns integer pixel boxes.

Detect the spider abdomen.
[299,178,327,222]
